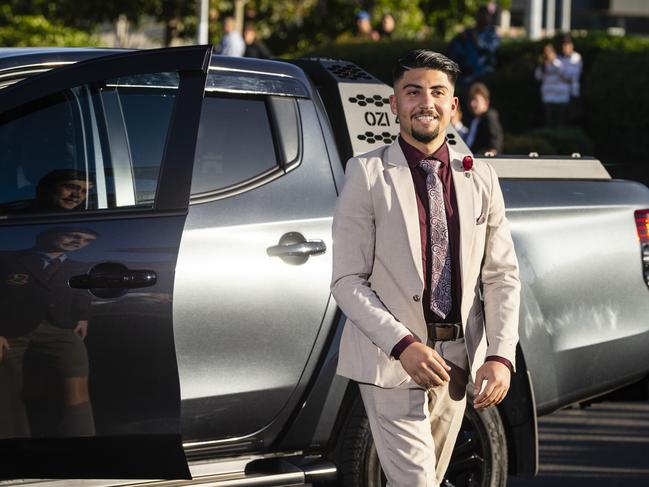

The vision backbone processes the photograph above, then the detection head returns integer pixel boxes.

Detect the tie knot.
[418,158,442,175]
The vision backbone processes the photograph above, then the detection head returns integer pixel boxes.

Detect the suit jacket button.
[413,294,420,302]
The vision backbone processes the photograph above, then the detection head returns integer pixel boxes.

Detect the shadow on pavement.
[508,401,649,486]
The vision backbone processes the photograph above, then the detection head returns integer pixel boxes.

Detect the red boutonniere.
[462,155,474,171]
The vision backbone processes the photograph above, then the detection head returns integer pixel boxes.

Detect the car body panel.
[503,179,649,413]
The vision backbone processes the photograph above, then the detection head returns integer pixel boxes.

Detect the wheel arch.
[496,344,539,476]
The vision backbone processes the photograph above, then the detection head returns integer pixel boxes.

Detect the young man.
[465,82,504,155]
[35,169,93,211]
[331,50,520,486]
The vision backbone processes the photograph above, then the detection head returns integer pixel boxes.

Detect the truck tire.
[336,392,507,487]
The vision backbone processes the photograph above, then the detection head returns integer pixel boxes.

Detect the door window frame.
[0,45,211,224]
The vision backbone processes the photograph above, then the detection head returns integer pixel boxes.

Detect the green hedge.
[504,127,594,155]
[297,33,649,166]
[581,50,649,165]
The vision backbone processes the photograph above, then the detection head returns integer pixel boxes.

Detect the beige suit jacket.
[331,140,520,387]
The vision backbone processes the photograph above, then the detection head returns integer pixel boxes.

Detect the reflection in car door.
[0,46,210,479]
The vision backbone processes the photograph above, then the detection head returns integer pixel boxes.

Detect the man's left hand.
[473,361,510,409]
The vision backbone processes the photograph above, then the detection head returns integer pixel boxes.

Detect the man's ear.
[389,93,398,116]
[451,96,459,114]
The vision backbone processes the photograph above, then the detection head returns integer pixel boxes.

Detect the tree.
[419,0,484,39]
[0,4,97,46]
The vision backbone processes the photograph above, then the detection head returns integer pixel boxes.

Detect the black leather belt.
[427,322,463,341]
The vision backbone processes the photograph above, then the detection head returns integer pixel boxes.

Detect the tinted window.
[108,73,178,204]
[191,96,278,195]
[0,73,178,216]
[0,90,90,213]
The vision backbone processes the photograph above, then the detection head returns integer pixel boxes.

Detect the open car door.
[0,45,211,479]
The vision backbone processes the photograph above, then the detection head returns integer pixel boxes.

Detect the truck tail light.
[635,209,649,287]
[636,209,649,243]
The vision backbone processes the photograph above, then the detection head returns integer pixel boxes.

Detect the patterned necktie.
[418,159,452,318]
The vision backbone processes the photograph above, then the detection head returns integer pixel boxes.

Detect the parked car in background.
[1,46,649,487]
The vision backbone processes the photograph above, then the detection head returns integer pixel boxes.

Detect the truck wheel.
[445,398,508,487]
[336,394,507,487]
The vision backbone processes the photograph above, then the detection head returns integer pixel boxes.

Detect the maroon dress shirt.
[390,137,512,372]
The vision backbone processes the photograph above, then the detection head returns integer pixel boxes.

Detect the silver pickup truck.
[0,45,648,487]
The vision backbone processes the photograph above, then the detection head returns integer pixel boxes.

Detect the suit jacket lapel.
[449,146,475,297]
[17,251,50,288]
[384,142,424,287]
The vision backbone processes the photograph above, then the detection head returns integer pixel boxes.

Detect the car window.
[190,95,279,196]
[0,72,179,216]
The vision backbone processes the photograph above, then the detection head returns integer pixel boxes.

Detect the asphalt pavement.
[508,401,649,487]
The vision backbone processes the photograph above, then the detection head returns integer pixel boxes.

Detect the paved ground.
[508,401,649,486]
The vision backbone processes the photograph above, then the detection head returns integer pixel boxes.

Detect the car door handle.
[267,241,326,257]
[69,263,157,289]
[266,232,326,265]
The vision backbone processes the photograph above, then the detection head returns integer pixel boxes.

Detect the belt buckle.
[430,322,462,341]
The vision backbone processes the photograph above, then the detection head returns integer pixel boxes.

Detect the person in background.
[378,13,395,39]
[244,23,272,59]
[217,16,245,57]
[447,6,501,92]
[534,43,569,127]
[559,34,583,123]
[355,10,379,41]
[451,104,469,141]
[465,82,503,155]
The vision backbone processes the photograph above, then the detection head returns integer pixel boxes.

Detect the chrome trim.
[204,87,300,97]
[208,66,293,78]
[205,69,308,98]
[105,84,179,90]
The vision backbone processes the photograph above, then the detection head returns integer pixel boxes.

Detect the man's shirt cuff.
[391,335,417,359]
[486,355,513,372]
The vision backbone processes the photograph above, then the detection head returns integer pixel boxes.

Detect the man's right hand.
[0,336,9,362]
[399,341,451,388]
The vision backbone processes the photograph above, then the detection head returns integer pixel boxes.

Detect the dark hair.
[393,49,461,86]
[36,169,92,208]
[468,82,491,101]
[560,33,573,44]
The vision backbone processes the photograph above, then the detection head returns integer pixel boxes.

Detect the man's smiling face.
[389,67,458,151]
[51,179,91,210]
[52,231,97,252]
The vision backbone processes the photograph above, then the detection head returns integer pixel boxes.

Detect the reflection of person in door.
[35,169,93,211]
[0,227,98,438]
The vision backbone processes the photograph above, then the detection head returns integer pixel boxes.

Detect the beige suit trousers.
[359,355,468,487]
